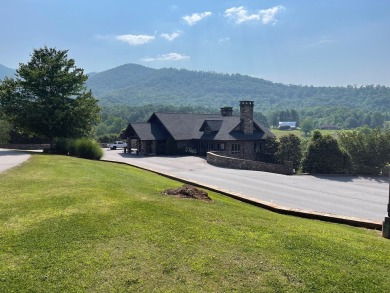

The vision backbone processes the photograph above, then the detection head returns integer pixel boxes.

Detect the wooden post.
[382,172,390,238]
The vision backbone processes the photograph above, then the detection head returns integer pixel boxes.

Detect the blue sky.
[1,0,390,86]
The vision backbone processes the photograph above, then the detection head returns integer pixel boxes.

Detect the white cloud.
[115,34,155,46]
[160,31,181,41]
[224,6,285,25]
[261,6,285,25]
[182,11,212,26]
[141,53,190,62]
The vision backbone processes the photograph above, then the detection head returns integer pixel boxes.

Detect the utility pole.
[383,172,390,238]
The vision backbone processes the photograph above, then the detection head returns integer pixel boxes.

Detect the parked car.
[107,141,127,150]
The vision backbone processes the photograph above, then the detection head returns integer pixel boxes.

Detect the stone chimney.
[220,107,233,117]
[240,101,254,134]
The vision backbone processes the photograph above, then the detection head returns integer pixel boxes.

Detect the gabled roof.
[149,112,222,141]
[199,120,223,132]
[123,122,169,141]
[125,112,275,142]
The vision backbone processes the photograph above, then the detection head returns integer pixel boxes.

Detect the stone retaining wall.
[0,144,50,150]
[207,151,293,175]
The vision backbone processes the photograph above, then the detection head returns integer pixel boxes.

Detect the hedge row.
[53,138,103,160]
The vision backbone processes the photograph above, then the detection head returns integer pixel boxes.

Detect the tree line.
[264,127,390,175]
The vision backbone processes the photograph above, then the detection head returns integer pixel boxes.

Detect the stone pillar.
[240,101,254,134]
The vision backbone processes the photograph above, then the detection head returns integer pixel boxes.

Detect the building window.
[231,143,240,154]
[216,143,225,151]
[254,142,262,153]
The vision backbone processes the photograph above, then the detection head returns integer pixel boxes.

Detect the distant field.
[1,154,389,292]
[271,128,341,139]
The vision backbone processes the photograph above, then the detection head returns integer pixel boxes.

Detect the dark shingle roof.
[199,120,223,132]
[150,113,222,141]
[124,122,169,141]
[125,112,275,141]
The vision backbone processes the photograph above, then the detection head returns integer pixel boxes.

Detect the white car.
[107,141,127,150]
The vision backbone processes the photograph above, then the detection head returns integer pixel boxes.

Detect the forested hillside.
[0,64,15,80]
[86,63,390,114]
[2,62,389,141]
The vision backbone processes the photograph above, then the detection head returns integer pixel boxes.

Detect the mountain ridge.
[2,62,389,113]
[0,64,15,80]
[86,63,390,113]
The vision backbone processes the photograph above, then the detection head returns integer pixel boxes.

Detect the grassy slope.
[1,154,389,292]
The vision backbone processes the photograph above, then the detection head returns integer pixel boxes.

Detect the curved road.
[103,149,389,222]
[0,149,31,173]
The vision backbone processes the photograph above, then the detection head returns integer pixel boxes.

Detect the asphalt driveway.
[102,149,389,222]
[0,149,31,173]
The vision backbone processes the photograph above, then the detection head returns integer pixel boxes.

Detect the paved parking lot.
[103,149,389,222]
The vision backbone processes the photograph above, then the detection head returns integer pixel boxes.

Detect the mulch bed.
[161,184,212,202]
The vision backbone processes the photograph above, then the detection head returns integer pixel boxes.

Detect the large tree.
[300,118,314,136]
[275,134,302,170]
[0,47,100,144]
[301,131,348,174]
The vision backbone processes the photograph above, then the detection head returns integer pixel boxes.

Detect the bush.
[68,140,78,157]
[54,138,71,155]
[73,138,103,160]
[53,138,103,160]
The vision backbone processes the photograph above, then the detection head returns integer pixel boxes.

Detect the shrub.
[73,138,103,160]
[54,138,71,155]
[68,140,78,157]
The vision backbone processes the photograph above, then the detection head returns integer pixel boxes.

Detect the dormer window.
[199,120,223,133]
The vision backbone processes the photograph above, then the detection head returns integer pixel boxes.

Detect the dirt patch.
[161,184,212,202]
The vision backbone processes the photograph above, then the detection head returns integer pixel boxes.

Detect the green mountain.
[86,63,390,113]
[0,64,15,80]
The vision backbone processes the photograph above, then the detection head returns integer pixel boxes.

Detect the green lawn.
[1,154,390,292]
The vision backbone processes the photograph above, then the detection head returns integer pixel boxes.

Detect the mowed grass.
[1,154,390,292]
